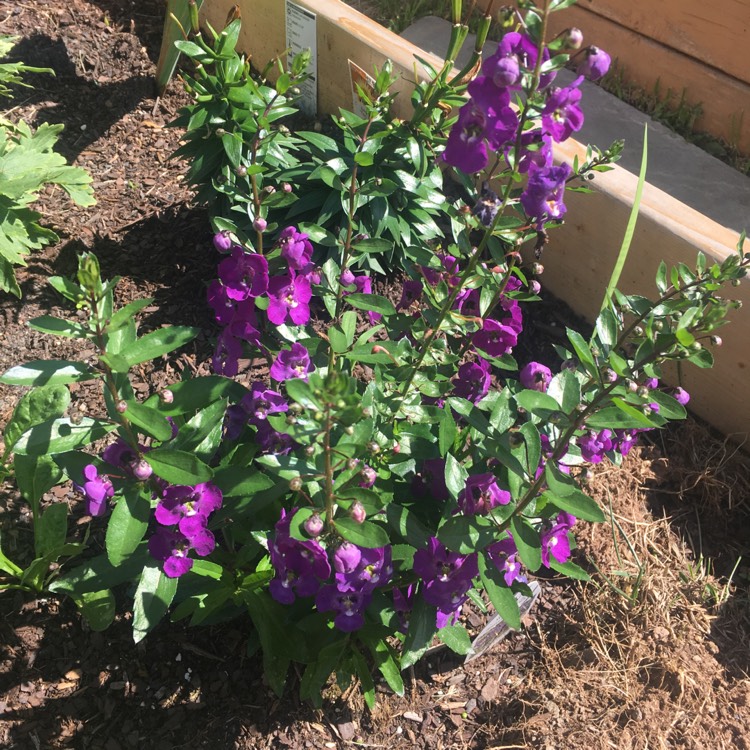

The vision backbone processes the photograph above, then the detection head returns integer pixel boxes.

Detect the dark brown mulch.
[1,2,749,749]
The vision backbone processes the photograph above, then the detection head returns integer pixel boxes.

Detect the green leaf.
[144,449,213,484]
[401,596,438,670]
[352,238,393,254]
[122,401,174,442]
[73,589,116,631]
[132,563,178,643]
[444,453,468,501]
[385,504,431,548]
[545,484,604,522]
[211,466,274,497]
[438,515,501,554]
[49,545,151,595]
[283,378,324,410]
[438,408,457,456]
[27,315,88,339]
[106,487,151,567]
[510,516,541,572]
[364,637,405,696]
[171,399,227,460]
[13,417,116,456]
[14,454,63,510]
[437,625,474,656]
[594,307,619,347]
[144,376,246,416]
[4,384,70,452]
[299,640,345,706]
[566,329,597,373]
[549,559,590,580]
[36,502,68,557]
[105,298,154,333]
[351,647,376,710]
[114,326,200,368]
[0,360,95,386]
[547,370,581,413]
[515,390,560,418]
[345,293,396,316]
[478,552,521,630]
[335,518,390,548]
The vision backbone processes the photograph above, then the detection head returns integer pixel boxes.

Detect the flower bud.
[159,389,174,404]
[529,280,542,295]
[360,465,377,486]
[304,513,324,537]
[361,407,372,418]
[253,217,267,232]
[116,400,128,414]
[77,251,102,293]
[392,441,401,454]
[531,262,544,276]
[577,46,611,81]
[344,425,355,435]
[367,441,380,454]
[508,432,524,448]
[132,459,153,481]
[636,386,649,398]
[564,27,584,50]
[340,268,356,286]
[212,231,233,254]
[282,183,293,193]
[347,458,360,471]
[304,445,315,457]
[626,379,638,392]
[236,165,248,177]
[350,502,367,524]
[289,476,303,492]
[602,368,617,383]
[710,335,722,346]
[633,326,644,337]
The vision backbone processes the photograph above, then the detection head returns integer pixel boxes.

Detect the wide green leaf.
[543,488,605,523]
[36,502,68,557]
[335,518,390,548]
[437,624,474,656]
[345,293,396,316]
[73,589,116,632]
[211,466,275,497]
[438,515,501,554]
[132,563,178,643]
[122,401,174,442]
[49,545,151,595]
[401,597,438,670]
[478,552,521,630]
[0,360,95,386]
[114,326,200,368]
[13,417,116,456]
[510,516,542,572]
[3,384,70,452]
[27,315,88,339]
[144,448,213,484]
[106,487,151,567]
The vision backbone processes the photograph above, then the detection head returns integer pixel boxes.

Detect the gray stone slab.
[401,16,749,234]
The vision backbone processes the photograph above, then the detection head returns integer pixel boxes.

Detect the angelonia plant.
[1,0,747,707]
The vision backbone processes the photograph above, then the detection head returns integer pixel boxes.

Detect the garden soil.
[1,2,749,748]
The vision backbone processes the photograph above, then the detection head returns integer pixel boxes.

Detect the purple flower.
[316,585,372,632]
[511,129,553,174]
[148,526,216,578]
[458,473,511,515]
[334,542,362,574]
[456,288,481,318]
[486,536,526,587]
[217,248,269,300]
[269,509,331,604]
[241,382,288,424]
[412,458,450,502]
[422,253,461,288]
[336,545,393,593]
[482,31,539,88]
[75,464,114,517]
[520,362,553,392]
[541,512,576,567]
[452,358,492,403]
[212,329,243,377]
[413,538,478,624]
[206,280,236,326]
[520,163,572,224]
[542,79,584,142]
[256,421,296,455]
[393,586,415,633]
[267,273,312,326]
[578,429,614,463]
[397,280,423,311]
[577,46,611,81]
[442,78,518,173]
[672,387,690,405]
[270,342,313,382]
[473,318,520,357]
[346,274,381,324]
[155,482,223,540]
[278,226,313,271]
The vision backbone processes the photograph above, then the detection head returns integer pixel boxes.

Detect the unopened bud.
[529,280,541,295]
[564,27,584,50]
[159,389,174,404]
[236,165,248,177]
[116,400,128,414]
[508,432,524,448]
[367,441,380,454]
[282,183,293,193]
[347,458,359,471]
[350,502,367,524]
[360,465,377,485]
[289,477,303,492]
[710,335,722,346]
[602,368,617,383]
[636,386,649,398]
[132,459,153,481]
[392,441,401,454]
[633,326,644,336]
[361,407,372,418]
[304,513,324,537]
[253,217,267,232]
[531,262,544,276]
[626,379,638,392]
[212,231,233,254]
[304,445,315,456]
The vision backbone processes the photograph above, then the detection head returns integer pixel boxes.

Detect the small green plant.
[0,35,95,297]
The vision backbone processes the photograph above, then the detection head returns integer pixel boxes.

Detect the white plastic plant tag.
[464,580,541,663]
[285,1,317,115]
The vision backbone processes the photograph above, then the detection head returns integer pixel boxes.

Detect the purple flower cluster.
[487,535,527,586]
[269,509,331,604]
[413,538,478,627]
[74,464,114,517]
[208,226,318,376]
[578,427,641,463]
[316,543,393,631]
[149,482,223,577]
[540,512,576,567]
[458,473,511,516]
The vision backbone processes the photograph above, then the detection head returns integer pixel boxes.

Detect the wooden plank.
[546,6,750,154]
[198,0,749,442]
[567,0,750,86]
